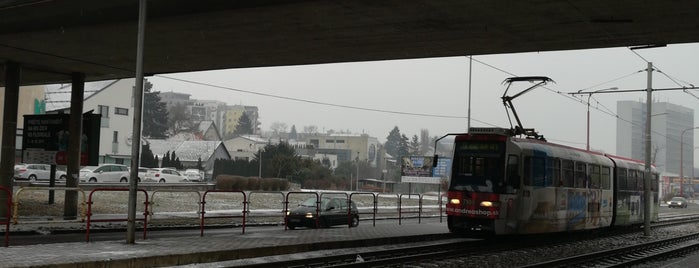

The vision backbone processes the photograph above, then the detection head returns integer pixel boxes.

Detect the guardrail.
[12,186,87,224]
[200,190,246,236]
[149,189,202,222]
[1,186,11,247]
[284,191,319,230]
[350,192,377,227]
[402,193,426,225]
[86,188,149,242]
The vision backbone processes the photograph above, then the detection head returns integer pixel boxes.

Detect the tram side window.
[627,170,637,190]
[524,156,546,187]
[618,168,628,190]
[601,166,611,189]
[637,170,645,190]
[575,162,587,188]
[616,168,628,190]
[546,157,560,187]
[589,164,601,189]
[562,160,575,187]
[505,155,520,191]
[652,174,658,191]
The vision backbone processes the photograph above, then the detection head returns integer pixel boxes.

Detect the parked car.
[286,197,359,229]
[183,169,203,182]
[79,164,130,183]
[144,168,188,183]
[137,167,149,182]
[668,197,688,208]
[14,164,67,182]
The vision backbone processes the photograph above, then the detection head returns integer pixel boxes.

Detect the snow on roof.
[146,139,224,161]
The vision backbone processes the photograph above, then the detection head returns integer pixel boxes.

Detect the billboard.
[400,156,440,184]
[22,113,100,166]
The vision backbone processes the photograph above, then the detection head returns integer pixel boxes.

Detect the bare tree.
[270,122,288,135]
[303,125,318,134]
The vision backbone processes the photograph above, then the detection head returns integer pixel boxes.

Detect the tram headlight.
[305,213,314,219]
[479,201,500,207]
[449,198,461,205]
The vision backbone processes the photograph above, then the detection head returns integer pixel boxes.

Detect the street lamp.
[355,152,360,192]
[576,87,618,151]
[680,127,699,197]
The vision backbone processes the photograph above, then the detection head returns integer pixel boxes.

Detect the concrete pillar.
[0,62,20,216]
[63,72,84,219]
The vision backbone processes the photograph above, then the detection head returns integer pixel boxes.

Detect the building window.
[115,107,129,116]
[336,140,345,143]
[113,131,118,143]
[326,139,335,143]
[98,105,109,118]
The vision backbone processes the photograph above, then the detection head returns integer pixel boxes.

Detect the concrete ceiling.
[2,0,699,86]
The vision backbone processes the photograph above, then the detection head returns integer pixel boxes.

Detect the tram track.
[221,217,699,268]
[521,233,699,268]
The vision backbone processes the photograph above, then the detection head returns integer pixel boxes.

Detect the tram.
[444,127,659,235]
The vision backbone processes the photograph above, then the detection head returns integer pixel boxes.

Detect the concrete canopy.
[2,0,698,86]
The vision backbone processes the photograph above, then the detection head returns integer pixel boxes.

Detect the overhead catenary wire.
[155,74,500,127]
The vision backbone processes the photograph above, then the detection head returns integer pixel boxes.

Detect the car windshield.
[299,198,326,207]
[671,197,685,201]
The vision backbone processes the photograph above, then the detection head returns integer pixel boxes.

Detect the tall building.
[616,100,694,174]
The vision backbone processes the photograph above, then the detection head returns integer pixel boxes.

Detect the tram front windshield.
[451,140,505,193]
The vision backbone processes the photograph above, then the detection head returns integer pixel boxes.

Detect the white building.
[616,100,694,174]
[46,79,139,165]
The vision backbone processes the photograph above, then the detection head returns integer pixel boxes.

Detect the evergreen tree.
[163,151,171,168]
[140,143,157,168]
[385,126,402,158]
[197,157,204,170]
[410,134,420,155]
[142,80,169,138]
[289,125,298,140]
[233,112,254,136]
[154,155,160,168]
[398,134,410,158]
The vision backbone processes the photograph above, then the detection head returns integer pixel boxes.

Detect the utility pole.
[643,62,652,237]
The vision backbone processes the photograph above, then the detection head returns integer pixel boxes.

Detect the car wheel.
[159,178,166,183]
[59,175,67,180]
[287,224,296,230]
[350,215,359,227]
[89,178,97,183]
[28,174,37,182]
[120,177,128,183]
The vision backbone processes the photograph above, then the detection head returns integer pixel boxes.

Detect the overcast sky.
[148,43,699,166]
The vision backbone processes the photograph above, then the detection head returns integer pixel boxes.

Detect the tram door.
[502,154,521,233]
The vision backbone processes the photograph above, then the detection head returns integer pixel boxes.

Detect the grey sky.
[148,43,699,166]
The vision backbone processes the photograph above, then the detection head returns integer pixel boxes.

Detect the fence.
[86,188,149,242]
[12,186,87,224]
[200,190,246,236]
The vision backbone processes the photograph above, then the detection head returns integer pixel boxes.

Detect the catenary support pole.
[643,62,652,237]
[127,0,147,244]
[64,73,84,219]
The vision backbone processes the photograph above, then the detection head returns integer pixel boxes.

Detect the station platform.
[0,219,451,267]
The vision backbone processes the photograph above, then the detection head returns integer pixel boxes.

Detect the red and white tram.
[445,127,658,235]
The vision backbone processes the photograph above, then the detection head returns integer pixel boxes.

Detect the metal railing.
[200,190,247,236]
[149,189,202,223]
[284,191,319,230]
[350,192,378,227]
[86,188,149,242]
[12,186,87,224]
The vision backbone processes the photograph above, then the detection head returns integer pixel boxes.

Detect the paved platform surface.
[0,220,451,268]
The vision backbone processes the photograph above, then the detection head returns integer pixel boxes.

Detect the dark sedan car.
[668,197,688,208]
[286,197,359,229]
